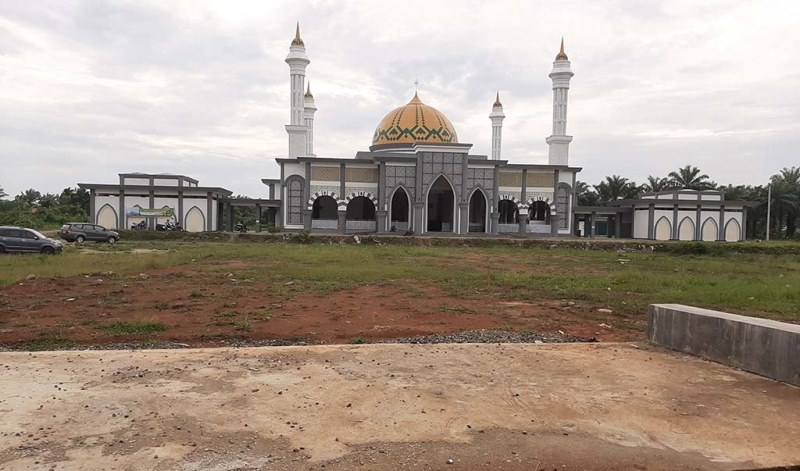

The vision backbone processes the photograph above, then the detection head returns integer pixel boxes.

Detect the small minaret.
[546,38,574,166]
[303,81,317,156]
[285,22,310,157]
[489,91,505,160]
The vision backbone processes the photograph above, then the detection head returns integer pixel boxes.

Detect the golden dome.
[372,93,458,146]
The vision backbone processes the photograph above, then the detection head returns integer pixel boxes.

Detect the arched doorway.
[724,219,741,241]
[346,196,376,231]
[528,201,551,224]
[390,187,410,232]
[312,195,339,230]
[498,200,518,224]
[468,189,487,233]
[426,176,455,232]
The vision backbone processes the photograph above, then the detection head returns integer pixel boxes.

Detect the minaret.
[546,38,574,166]
[303,81,317,156]
[285,22,310,157]
[489,91,505,160]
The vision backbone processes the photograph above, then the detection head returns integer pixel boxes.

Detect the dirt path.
[1,343,798,470]
[0,261,637,349]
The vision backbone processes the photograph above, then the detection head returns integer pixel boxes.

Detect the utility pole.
[766,184,771,241]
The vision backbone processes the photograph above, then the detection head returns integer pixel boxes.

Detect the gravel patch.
[376,329,596,344]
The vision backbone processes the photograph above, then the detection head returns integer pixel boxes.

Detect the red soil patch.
[0,261,639,348]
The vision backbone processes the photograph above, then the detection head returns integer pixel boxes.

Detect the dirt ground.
[0,260,638,348]
[1,343,798,470]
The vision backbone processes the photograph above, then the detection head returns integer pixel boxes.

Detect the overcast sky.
[1,0,799,198]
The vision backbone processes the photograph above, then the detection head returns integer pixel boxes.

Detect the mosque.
[81,24,750,241]
[268,24,581,236]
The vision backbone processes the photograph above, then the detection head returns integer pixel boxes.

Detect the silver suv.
[59,223,119,244]
[0,226,63,254]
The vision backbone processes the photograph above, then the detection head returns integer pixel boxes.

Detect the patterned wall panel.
[420,153,464,199]
[556,183,570,229]
[346,167,379,183]
[385,165,416,202]
[526,172,555,187]
[311,166,340,182]
[285,175,305,225]
[466,167,495,203]
[498,171,522,187]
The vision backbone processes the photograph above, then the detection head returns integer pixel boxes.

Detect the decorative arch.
[389,185,411,231]
[425,175,456,232]
[654,216,672,241]
[498,194,521,209]
[468,187,488,233]
[701,218,718,242]
[96,204,118,229]
[678,216,695,241]
[724,219,742,242]
[498,199,519,224]
[524,196,557,214]
[184,206,205,232]
[307,190,343,211]
[285,175,305,226]
[346,196,376,221]
[312,195,338,220]
[344,191,378,211]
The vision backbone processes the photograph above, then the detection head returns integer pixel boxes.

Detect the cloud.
[0,0,798,198]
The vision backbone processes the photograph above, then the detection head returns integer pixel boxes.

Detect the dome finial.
[494,90,502,107]
[305,80,313,98]
[292,22,305,47]
[409,91,423,104]
[556,37,568,60]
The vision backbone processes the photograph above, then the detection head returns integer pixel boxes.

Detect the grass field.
[1,240,798,322]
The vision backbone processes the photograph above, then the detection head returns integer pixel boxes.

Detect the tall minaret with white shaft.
[303,81,317,156]
[546,38,574,166]
[489,91,505,160]
[285,22,310,158]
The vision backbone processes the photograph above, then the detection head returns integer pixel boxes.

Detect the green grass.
[100,320,167,335]
[1,240,799,323]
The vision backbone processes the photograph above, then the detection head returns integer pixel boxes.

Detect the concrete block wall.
[647,304,800,386]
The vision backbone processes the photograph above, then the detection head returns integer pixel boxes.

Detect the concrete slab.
[0,343,798,470]
[648,304,800,386]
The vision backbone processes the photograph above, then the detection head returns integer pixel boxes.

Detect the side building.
[79,173,232,231]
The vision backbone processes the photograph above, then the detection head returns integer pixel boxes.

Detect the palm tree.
[15,189,41,206]
[668,165,715,190]
[575,181,600,206]
[778,167,800,237]
[594,175,638,204]
[0,186,6,199]
[643,176,671,193]
[768,168,800,238]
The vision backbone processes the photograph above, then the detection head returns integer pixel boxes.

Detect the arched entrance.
[701,218,718,241]
[678,217,695,241]
[468,189,487,233]
[528,201,551,224]
[654,217,671,241]
[498,200,518,224]
[312,195,339,230]
[97,204,118,229]
[390,187,410,232]
[426,176,455,232]
[346,196,376,231]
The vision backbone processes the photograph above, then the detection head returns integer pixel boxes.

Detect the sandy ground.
[1,343,798,470]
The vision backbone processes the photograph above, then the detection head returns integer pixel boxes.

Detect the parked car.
[0,226,63,254]
[59,223,120,244]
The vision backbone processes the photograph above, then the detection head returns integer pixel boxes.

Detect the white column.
[489,92,505,160]
[285,23,310,157]
[546,39,574,166]
[303,81,317,156]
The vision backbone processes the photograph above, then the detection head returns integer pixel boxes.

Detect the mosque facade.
[271,25,581,236]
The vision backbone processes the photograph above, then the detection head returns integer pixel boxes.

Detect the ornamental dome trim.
[372,93,458,146]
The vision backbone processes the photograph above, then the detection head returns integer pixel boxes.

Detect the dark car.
[59,223,120,244]
[0,226,63,254]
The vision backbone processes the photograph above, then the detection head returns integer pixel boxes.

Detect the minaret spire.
[489,91,505,161]
[546,38,574,166]
[303,79,317,156]
[285,22,310,157]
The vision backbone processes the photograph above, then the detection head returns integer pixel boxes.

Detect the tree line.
[0,186,90,230]
[576,165,799,239]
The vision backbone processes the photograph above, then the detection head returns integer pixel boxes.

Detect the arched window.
[346,196,376,221]
[528,201,551,224]
[312,196,338,220]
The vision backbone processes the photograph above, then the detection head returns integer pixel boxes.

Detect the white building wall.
[153,179,179,187]
[123,178,150,186]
